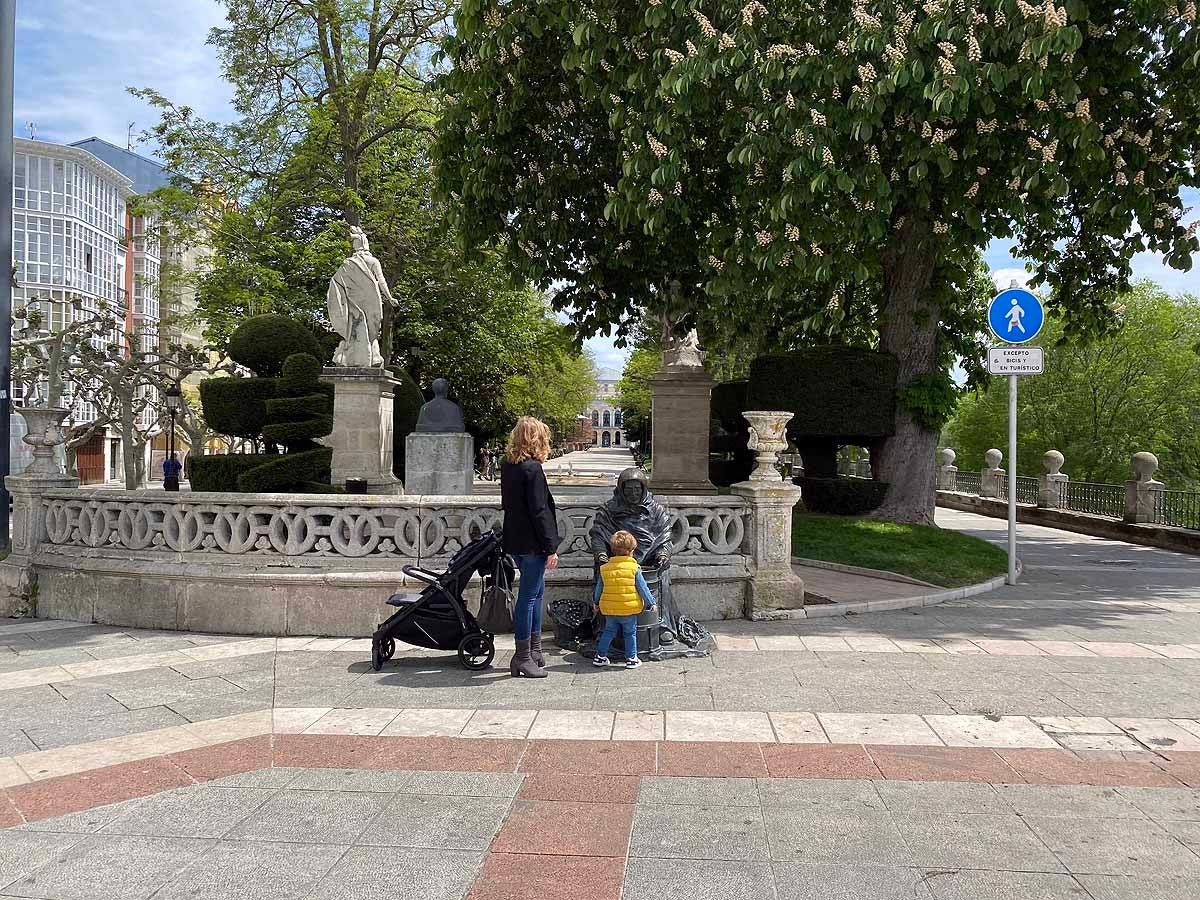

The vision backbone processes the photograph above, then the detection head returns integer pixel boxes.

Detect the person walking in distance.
[500,417,560,678]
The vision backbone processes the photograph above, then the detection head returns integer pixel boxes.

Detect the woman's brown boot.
[510,639,547,678]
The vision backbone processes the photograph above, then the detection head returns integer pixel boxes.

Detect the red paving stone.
[867,745,1020,784]
[466,852,624,900]
[7,757,193,823]
[761,743,880,780]
[1150,751,1200,788]
[656,741,767,778]
[517,773,640,803]
[396,736,526,773]
[491,801,634,857]
[997,748,1183,787]
[167,735,271,782]
[0,793,22,828]
[518,740,656,776]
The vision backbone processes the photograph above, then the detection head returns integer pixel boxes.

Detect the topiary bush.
[797,476,889,515]
[225,314,326,377]
[187,454,267,492]
[392,369,425,481]
[710,380,749,432]
[239,353,333,492]
[199,376,277,440]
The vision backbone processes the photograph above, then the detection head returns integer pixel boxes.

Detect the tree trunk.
[120,414,140,490]
[873,219,941,525]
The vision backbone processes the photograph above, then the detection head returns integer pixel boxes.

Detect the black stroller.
[371,529,514,672]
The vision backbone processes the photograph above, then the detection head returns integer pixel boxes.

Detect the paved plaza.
[1,510,1198,898]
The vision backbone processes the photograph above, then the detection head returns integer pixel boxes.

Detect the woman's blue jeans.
[513,554,547,641]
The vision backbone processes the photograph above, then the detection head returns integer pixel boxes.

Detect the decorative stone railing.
[0,477,770,635]
[37,490,748,565]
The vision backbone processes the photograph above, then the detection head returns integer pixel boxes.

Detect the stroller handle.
[402,565,441,584]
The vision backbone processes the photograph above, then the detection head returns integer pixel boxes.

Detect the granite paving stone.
[1024,815,1200,876]
[204,768,303,790]
[99,786,273,838]
[922,870,1092,899]
[0,831,85,889]
[762,808,911,865]
[224,790,389,845]
[621,859,776,900]
[772,863,935,899]
[0,834,212,900]
[756,778,884,810]
[995,784,1146,819]
[308,847,482,900]
[148,840,347,900]
[896,811,1065,871]
[1116,786,1200,820]
[1076,875,1200,900]
[629,804,768,861]
[18,800,139,835]
[22,706,189,751]
[637,776,760,807]
[399,771,524,798]
[873,780,1007,814]
[358,794,510,851]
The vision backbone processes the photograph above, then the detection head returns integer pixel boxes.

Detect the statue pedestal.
[321,367,403,494]
[650,364,716,495]
[405,432,474,495]
[732,478,805,616]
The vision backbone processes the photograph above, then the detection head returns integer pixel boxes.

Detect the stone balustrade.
[939,448,1188,528]
[0,477,769,636]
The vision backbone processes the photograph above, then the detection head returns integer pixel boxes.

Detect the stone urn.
[15,406,70,476]
[742,411,794,481]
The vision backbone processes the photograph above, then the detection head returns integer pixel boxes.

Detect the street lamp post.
[164,385,182,491]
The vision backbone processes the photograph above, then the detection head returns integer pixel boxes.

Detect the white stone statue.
[327,226,396,368]
[664,329,706,368]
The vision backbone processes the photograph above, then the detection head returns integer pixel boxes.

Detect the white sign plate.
[988,346,1043,375]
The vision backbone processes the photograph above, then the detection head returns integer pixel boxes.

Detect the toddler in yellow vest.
[591,530,656,669]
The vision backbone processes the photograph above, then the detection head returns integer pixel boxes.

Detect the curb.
[790,557,939,588]
[779,563,1018,620]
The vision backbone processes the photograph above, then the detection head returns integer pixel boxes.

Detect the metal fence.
[997,473,1039,505]
[1060,480,1125,520]
[954,471,981,494]
[1154,489,1200,532]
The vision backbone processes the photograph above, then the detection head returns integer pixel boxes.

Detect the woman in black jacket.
[500,416,561,678]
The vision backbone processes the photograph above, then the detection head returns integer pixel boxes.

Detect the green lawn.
[791,511,1008,588]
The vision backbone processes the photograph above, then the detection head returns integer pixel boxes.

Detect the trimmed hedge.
[710,380,749,432]
[226,314,326,376]
[237,446,333,493]
[392,369,425,480]
[261,354,334,450]
[188,454,268,492]
[747,348,898,442]
[198,376,277,440]
[797,476,889,515]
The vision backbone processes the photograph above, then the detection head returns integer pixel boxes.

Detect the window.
[615,410,623,426]
[591,410,599,426]
[602,410,611,428]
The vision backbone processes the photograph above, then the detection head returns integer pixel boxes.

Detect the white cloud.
[15,1,232,151]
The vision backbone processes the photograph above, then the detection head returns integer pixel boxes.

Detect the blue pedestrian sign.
[988,287,1044,344]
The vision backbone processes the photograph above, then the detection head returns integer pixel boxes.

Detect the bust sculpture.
[326,225,396,368]
[416,378,466,432]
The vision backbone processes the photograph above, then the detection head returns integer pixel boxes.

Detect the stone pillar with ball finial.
[980,448,1005,498]
[938,448,958,491]
[1038,450,1069,509]
[1124,452,1164,523]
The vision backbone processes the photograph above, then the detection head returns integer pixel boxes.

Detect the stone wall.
[1,484,757,636]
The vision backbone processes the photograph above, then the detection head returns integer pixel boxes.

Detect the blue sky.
[17,1,1199,375]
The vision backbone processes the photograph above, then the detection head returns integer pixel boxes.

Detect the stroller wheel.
[457,633,495,670]
[370,637,396,672]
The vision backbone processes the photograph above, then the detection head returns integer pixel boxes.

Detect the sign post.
[986,283,1045,586]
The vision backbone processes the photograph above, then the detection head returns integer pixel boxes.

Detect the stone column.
[649,363,716,495]
[0,472,78,617]
[320,367,404,494]
[1124,451,1164,523]
[937,448,958,491]
[732,411,804,617]
[980,448,1004,498]
[1038,450,1069,509]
